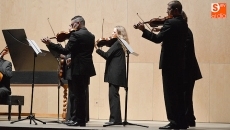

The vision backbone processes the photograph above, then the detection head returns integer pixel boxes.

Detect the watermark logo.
[211,3,226,18]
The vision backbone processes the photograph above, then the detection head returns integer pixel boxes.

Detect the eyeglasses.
[70,21,81,27]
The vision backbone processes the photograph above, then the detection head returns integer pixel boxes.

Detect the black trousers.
[162,69,187,127]
[108,83,122,123]
[184,80,196,122]
[69,75,90,123]
[66,80,72,120]
[66,80,89,122]
[0,87,10,102]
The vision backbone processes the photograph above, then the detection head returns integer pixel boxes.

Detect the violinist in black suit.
[150,10,203,128]
[95,26,128,125]
[181,11,202,127]
[41,15,96,127]
[134,1,188,129]
[62,54,89,124]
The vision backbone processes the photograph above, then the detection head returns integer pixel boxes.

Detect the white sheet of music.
[27,39,45,56]
[118,38,139,56]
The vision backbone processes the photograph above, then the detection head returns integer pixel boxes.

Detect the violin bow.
[47,18,63,68]
[136,13,152,31]
[47,18,64,45]
[136,13,154,39]
[98,19,105,49]
[102,18,104,38]
[47,18,56,37]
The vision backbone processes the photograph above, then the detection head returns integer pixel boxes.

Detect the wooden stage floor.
[0,116,230,130]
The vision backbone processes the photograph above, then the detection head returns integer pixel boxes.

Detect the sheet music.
[27,39,46,56]
[118,38,139,56]
[119,38,134,53]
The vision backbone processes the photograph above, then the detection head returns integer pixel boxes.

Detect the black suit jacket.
[184,28,202,81]
[48,27,96,77]
[142,15,188,71]
[0,59,12,93]
[96,40,126,87]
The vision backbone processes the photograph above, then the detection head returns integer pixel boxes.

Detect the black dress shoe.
[64,120,74,125]
[63,120,72,125]
[188,120,196,127]
[159,123,178,129]
[67,121,86,127]
[159,122,188,129]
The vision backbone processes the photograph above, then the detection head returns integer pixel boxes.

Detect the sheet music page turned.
[118,38,139,56]
[27,39,45,56]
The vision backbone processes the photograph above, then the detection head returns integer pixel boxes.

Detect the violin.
[47,18,77,42]
[95,19,117,48]
[96,36,117,47]
[50,29,76,42]
[134,16,172,29]
[0,46,9,59]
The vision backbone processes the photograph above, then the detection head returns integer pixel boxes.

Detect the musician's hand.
[152,27,161,32]
[60,54,66,59]
[94,43,98,50]
[134,22,145,31]
[60,69,63,73]
[70,22,79,31]
[66,58,71,66]
[69,25,76,32]
[41,37,51,45]
[0,72,3,81]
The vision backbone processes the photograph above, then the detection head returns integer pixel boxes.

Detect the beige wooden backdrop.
[0,0,229,123]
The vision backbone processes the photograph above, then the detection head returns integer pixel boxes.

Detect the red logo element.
[211,3,226,18]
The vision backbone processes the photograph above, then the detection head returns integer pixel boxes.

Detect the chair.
[0,95,24,121]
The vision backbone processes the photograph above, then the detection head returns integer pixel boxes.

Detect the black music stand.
[2,29,57,125]
[103,39,148,128]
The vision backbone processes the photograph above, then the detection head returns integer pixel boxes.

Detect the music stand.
[103,38,148,128]
[2,29,47,125]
